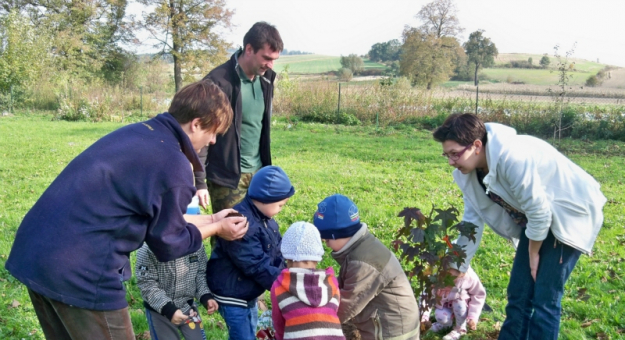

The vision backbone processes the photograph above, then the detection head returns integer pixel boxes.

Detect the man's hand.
[218,215,248,241]
[206,299,218,314]
[170,309,188,325]
[196,189,209,209]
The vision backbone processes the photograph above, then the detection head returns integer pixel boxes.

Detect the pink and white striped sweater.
[271,267,346,340]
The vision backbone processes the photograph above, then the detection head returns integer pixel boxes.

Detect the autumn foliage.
[393,206,478,325]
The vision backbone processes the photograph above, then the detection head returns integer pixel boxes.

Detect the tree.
[340,54,364,75]
[368,39,401,62]
[415,0,464,38]
[540,55,551,68]
[0,10,50,93]
[400,27,463,89]
[463,30,498,86]
[528,57,533,66]
[392,206,477,327]
[3,0,132,80]
[136,0,233,91]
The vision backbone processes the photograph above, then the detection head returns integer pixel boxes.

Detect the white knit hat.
[281,221,325,262]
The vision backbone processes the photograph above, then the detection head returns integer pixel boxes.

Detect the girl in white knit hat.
[269,222,346,340]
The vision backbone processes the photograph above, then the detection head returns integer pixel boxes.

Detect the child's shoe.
[430,322,450,332]
[442,329,467,340]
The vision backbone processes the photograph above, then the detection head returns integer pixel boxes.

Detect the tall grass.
[274,73,625,141]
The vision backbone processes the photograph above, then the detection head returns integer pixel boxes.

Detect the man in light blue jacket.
[433,113,606,340]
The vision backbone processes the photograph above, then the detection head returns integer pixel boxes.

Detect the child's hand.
[467,319,477,331]
[448,268,465,278]
[171,309,189,325]
[436,287,451,298]
[206,299,218,314]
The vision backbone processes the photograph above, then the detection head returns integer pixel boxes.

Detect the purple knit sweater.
[271,267,346,340]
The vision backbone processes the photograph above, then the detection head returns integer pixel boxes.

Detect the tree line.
[0,0,233,101]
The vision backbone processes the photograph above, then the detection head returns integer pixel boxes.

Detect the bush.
[585,75,599,87]
[359,69,385,76]
[337,68,353,82]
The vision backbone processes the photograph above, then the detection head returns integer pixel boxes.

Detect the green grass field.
[274,55,387,74]
[480,68,591,86]
[494,53,606,73]
[1,114,624,339]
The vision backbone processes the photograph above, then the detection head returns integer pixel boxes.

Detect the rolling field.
[1,114,624,339]
[494,53,607,73]
[274,54,387,74]
[481,68,587,86]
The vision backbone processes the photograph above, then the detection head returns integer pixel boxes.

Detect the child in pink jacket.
[424,266,486,340]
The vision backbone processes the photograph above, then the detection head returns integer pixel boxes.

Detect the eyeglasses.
[442,144,472,161]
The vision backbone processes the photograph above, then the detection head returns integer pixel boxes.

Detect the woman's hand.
[218,215,248,241]
[529,252,540,282]
[528,239,543,282]
[211,208,238,223]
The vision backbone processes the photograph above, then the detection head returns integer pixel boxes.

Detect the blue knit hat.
[313,194,361,240]
[247,166,295,203]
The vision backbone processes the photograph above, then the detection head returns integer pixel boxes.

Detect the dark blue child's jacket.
[206,196,285,307]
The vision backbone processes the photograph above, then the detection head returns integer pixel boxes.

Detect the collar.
[241,195,270,222]
[234,48,256,83]
[153,113,203,172]
[332,223,369,259]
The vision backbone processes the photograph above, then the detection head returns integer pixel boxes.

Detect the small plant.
[392,206,478,328]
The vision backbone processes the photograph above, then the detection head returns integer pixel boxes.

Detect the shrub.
[392,206,478,325]
[337,68,353,82]
[585,75,599,87]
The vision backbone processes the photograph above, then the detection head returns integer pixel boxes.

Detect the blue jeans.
[499,230,581,340]
[219,301,258,340]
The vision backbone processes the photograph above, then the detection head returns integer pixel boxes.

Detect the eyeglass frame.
[442,144,473,161]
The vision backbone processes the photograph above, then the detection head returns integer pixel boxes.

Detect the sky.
[128,0,625,67]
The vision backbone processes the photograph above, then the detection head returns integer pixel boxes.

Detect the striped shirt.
[271,267,345,340]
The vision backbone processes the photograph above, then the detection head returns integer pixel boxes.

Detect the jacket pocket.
[372,310,384,340]
[552,198,590,216]
[354,308,384,340]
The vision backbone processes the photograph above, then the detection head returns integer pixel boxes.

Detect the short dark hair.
[432,113,487,146]
[243,21,283,53]
[168,80,233,135]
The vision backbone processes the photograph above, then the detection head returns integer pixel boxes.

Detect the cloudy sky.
[129,0,625,67]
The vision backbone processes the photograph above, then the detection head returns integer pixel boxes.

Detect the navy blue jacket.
[206,196,285,306]
[5,113,204,311]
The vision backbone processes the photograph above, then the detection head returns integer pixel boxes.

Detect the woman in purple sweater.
[5,80,249,340]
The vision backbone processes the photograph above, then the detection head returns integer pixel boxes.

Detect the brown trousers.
[28,289,135,340]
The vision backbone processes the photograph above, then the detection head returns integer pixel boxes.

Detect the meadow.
[0,113,624,339]
[273,54,387,74]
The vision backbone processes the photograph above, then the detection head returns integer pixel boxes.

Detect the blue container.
[186,196,201,215]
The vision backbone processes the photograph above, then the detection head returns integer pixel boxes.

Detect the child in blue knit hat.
[313,194,420,340]
[206,165,295,340]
